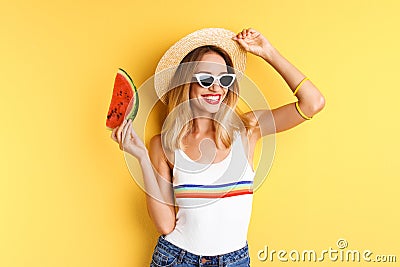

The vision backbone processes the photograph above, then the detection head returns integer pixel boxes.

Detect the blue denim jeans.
[150,235,251,267]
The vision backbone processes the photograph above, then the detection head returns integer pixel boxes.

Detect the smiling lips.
[201,94,221,105]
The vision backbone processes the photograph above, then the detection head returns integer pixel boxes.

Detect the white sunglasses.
[193,73,236,89]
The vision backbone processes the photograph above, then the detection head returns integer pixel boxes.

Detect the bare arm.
[144,134,176,234]
[234,28,326,138]
[111,120,176,235]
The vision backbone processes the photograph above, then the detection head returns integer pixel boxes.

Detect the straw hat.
[154,28,247,104]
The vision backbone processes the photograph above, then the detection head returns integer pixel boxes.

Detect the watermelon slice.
[106,68,139,130]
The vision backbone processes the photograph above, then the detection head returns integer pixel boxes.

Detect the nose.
[209,82,221,92]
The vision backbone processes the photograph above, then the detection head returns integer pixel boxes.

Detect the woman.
[111,28,325,266]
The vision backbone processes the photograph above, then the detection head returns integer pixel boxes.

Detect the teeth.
[203,95,219,101]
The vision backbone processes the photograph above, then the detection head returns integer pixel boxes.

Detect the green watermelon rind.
[118,68,139,121]
[106,68,139,131]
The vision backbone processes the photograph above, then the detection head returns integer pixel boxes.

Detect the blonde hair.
[161,45,257,152]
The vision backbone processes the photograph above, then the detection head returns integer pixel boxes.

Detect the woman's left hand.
[233,28,276,62]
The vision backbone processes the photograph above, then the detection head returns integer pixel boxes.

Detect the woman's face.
[189,52,229,116]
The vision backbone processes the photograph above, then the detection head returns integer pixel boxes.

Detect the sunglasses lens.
[219,75,235,87]
[194,74,235,88]
[198,75,214,88]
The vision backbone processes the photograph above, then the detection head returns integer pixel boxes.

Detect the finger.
[122,121,134,151]
[235,28,249,39]
[111,127,118,142]
[122,119,132,146]
[248,28,257,34]
[235,38,249,51]
[130,125,139,138]
[129,124,143,148]
[129,126,142,145]
[249,29,259,38]
[116,119,127,143]
[117,120,128,150]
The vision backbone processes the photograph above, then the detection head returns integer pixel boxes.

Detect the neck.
[191,117,215,135]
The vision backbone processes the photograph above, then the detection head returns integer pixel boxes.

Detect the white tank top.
[164,130,255,256]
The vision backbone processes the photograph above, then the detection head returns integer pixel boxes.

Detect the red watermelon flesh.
[106,68,139,130]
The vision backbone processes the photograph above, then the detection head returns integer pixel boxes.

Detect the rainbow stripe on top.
[174,181,253,199]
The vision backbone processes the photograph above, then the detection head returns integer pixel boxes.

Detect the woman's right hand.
[111,119,148,160]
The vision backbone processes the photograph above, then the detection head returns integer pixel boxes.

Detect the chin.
[202,102,223,114]
[191,98,223,116]
[206,108,220,115]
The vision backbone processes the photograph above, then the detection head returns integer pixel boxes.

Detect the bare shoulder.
[149,134,175,170]
[149,134,163,153]
[241,111,262,142]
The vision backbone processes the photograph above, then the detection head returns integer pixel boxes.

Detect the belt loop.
[177,249,185,264]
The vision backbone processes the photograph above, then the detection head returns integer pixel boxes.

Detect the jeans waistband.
[156,235,249,265]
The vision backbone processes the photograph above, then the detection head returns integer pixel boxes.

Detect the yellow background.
[1,0,399,266]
